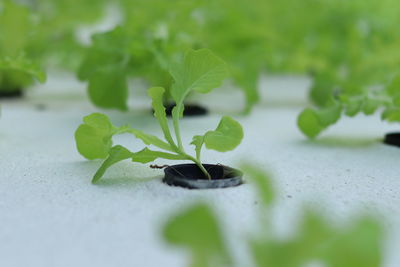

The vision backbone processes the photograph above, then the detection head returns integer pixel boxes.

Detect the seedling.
[75,49,243,183]
[298,74,400,139]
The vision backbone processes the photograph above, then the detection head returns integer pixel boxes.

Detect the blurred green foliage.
[0,0,46,92]
[163,164,384,267]
[77,0,400,115]
[2,0,400,128]
[0,0,107,92]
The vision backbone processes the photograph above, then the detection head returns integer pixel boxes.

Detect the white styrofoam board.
[0,73,399,267]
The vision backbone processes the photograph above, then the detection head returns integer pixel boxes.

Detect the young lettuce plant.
[75,49,243,183]
[0,1,46,94]
[298,74,400,139]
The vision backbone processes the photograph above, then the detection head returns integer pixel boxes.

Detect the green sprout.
[75,49,243,183]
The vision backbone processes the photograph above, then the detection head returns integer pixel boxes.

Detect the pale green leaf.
[362,97,380,115]
[298,105,342,139]
[393,96,400,107]
[170,49,229,104]
[92,145,133,183]
[131,147,185,163]
[0,56,46,84]
[297,108,324,139]
[148,87,176,148]
[163,203,231,267]
[204,116,243,152]
[323,218,382,267]
[382,107,400,122]
[0,0,31,56]
[87,69,128,111]
[344,98,363,117]
[124,127,174,152]
[386,75,400,97]
[316,104,342,127]
[75,113,115,160]
[190,135,204,160]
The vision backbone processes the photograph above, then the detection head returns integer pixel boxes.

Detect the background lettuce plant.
[0,0,46,93]
[298,75,400,139]
[75,49,243,182]
[78,0,272,112]
[163,164,384,267]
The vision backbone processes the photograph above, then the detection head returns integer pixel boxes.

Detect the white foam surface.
[0,73,399,267]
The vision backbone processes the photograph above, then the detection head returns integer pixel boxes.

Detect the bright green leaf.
[323,217,383,267]
[204,116,243,152]
[163,203,231,267]
[131,147,186,163]
[148,86,176,147]
[170,49,229,105]
[75,113,115,160]
[386,75,400,97]
[123,127,174,152]
[190,135,204,160]
[316,104,342,127]
[344,98,363,117]
[382,107,400,122]
[0,0,31,56]
[297,108,325,139]
[362,97,381,115]
[92,145,133,183]
[0,56,46,84]
[87,69,128,111]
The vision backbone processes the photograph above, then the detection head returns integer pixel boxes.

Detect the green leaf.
[77,27,131,81]
[362,97,380,115]
[77,27,132,110]
[170,49,229,105]
[131,147,186,163]
[93,146,186,183]
[125,127,174,152]
[309,74,337,107]
[75,113,115,160]
[163,203,231,267]
[323,218,382,267]
[382,107,400,122]
[190,135,205,160]
[203,116,243,152]
[148,87,176,147]
[386,75,400,97]
[316,104,342,127]
[298,105,342,139]
[297,108,325,139]
[0,56,46,84]
[343,97,363,117]
[393,96,400,107]
[0,0,31,56]
[87,69,128,111]
[92,145,133,183]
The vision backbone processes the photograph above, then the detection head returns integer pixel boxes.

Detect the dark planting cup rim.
[163,163,243,189]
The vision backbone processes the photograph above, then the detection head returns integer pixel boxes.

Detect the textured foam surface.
[0,73,399,267]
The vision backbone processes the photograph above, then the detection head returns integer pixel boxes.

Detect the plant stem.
[171,99,210,180]
[185,154,211,180]
[172,104,185,151]
[195,161,211,180]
